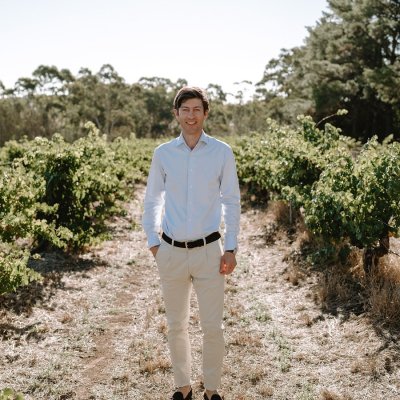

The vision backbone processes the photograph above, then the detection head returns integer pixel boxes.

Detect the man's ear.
[204,110,209,119]
[173,108,179,119]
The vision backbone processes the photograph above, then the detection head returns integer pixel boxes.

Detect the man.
[142,86,240,400]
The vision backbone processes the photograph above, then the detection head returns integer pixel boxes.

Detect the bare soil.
[1,185,400,400]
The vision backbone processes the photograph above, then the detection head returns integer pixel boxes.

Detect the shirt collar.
[175,131,209,147]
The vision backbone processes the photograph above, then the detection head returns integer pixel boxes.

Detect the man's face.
[174,98,208,136]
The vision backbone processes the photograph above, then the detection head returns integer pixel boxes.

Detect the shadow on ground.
[0,250,109,318]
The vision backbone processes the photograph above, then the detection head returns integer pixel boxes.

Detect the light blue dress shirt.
[142,131,240,251]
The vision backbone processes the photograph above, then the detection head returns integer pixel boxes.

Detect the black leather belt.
[162,232,221,249]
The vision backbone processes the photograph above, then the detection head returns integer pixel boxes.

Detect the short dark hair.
[173,86,209,113]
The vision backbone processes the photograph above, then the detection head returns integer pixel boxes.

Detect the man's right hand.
[150,245,160,258]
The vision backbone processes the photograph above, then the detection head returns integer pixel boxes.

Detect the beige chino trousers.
[155,238,225,390]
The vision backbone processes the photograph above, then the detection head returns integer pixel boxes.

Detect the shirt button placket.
[187,153,193,236]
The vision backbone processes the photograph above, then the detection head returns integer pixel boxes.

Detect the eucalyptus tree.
[307,0,400,139]
[32,65,74,95]
[138,76,188,137]
[259,0,400,140]
[204,83,231,135]
[64,65,139,140]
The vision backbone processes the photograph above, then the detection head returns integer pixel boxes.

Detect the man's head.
[173,86,209,115]
[173,86,209,136]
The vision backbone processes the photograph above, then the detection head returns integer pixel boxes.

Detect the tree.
[138,77,188,137]
[32,65,74,95]
[204,84,231,135]
[259,0,400,140]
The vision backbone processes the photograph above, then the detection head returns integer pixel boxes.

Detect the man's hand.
[150,245,160,258]
[220,251,237,275]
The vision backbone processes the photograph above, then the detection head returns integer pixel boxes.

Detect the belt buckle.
[186,240,199,249]
[187,238,205,249]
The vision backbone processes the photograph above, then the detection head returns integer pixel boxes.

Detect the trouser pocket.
[155,240,171,272]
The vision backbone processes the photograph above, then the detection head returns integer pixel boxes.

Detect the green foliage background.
[1,114,400,294]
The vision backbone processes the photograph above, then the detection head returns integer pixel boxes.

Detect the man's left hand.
[220,252,237,275]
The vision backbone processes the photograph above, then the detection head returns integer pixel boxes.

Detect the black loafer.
[204,393,224,400]
[172,388,192,400]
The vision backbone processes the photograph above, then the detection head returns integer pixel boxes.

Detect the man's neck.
[182,131,202,150]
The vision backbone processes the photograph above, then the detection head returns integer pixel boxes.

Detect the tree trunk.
[362,234,390,275]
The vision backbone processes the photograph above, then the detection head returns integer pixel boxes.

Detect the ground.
[1,185,400,400]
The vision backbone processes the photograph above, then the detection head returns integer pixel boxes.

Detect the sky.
[0,0,328,98]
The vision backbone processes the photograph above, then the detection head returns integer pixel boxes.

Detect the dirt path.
[1,185,400,399]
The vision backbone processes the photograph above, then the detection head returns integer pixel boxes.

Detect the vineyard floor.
[1,185,400,400]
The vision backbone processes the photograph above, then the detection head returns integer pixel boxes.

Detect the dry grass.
[367,256,400,326]
[320,390,353,400]
[269,200,298,227]
[292,218,400,330]
[310,243,400,328]
[230,331,263,347]
[139,356,171,374]
[284,264,305,286]
[316,264,363,312]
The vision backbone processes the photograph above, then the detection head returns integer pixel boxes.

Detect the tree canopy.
[258,0,400,140]
[1,1,399,144]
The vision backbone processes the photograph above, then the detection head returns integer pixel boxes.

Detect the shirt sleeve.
[142,148,166,248]
[220,146,241,251]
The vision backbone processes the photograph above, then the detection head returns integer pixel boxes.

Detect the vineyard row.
[1,117,400,293]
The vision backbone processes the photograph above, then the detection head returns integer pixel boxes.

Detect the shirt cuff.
[147,233,161,248]
[224,233,238,252]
